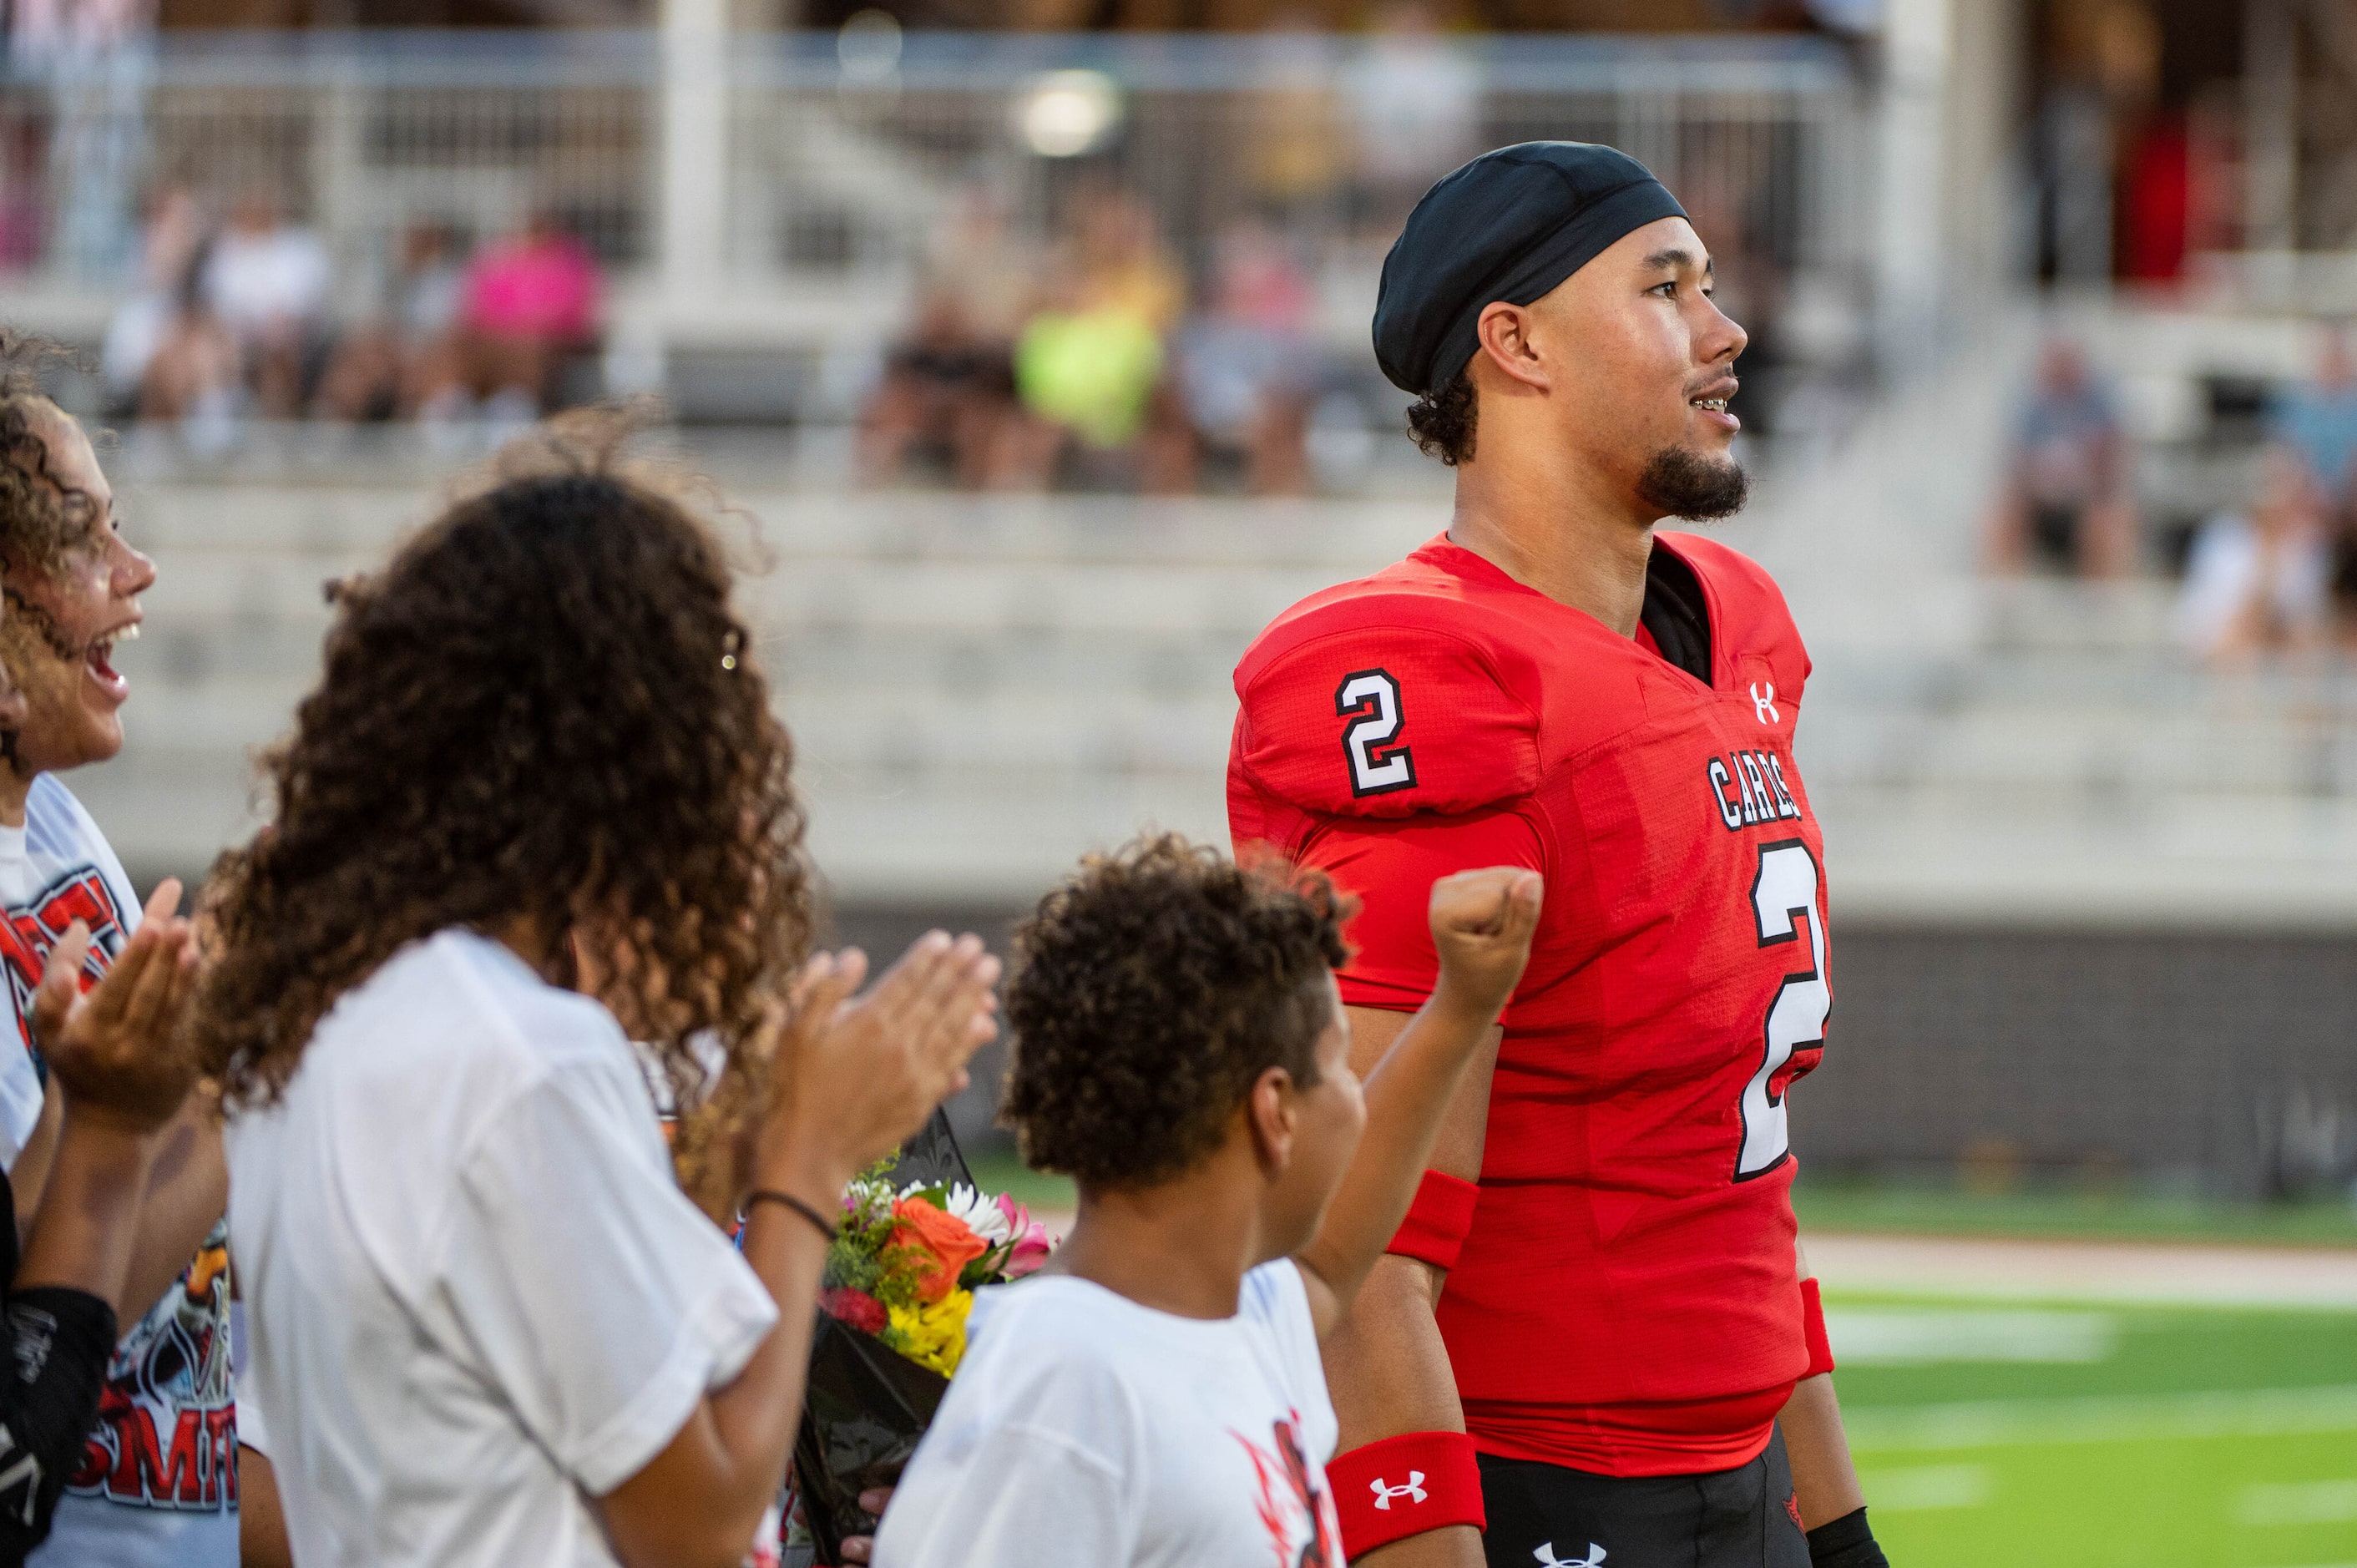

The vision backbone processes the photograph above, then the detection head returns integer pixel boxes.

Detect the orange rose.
[892,1197,988,1304]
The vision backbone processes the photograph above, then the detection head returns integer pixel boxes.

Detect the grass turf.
[967,1147,2357,1249]
[963,1145,2357,1568]
[1831,1297,2357,1568]
[1793,1182,2357,1249]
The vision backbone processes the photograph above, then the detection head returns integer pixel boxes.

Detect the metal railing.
[0,29,1873,341]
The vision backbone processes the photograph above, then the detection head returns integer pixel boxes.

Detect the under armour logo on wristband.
[1370,1473,1428,1509]
[1535,1544,1606,1568]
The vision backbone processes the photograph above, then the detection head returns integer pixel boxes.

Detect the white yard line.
[1808,1234,2357,1309]
[1032,1222,2357,1308]
[1845,1384,2357,1452]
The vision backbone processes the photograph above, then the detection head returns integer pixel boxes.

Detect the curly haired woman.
[195,415,1000,1568]
[0,339,239,1568]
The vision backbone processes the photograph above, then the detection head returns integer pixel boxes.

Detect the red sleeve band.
[1328,1430,1485,1560]
[1801,1277,1836,1378]
[1386,1171,1479,1271]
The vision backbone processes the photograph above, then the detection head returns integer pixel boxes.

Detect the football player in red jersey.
[1227,144,1885,1568]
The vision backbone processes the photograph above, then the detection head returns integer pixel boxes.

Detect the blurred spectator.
[2175,448,2330,663]
[414,212,603,428]
[924,188,1038,350]
[857,286,1019,488]
[2267,326,2357,645]
[18,0,154,282]
[1071,189,1184,338]
[1172,222,1319,495]
[312,222,467,422]
[1345,1,1480,235]
[1245,14,1342,220]
[2266,324,2357,523]
[1984,337,2137,577]
[202,193,331,419]
[859,191,1036,488]
[0,122,49,272]
[2119,109,2190,286]
[1000,191,1191,491]
[99,184,202,413]
[1008,266,1171,481]
[138,251,242,457]
[2030,0,2161,286]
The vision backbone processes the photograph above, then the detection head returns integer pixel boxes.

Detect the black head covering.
[1373,142,1689,397]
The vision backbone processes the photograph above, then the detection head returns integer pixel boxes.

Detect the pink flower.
[995,1196,1053,1279]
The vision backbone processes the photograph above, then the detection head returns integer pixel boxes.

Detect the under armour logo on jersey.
[1750,682,1779,724]
[1370,1472,1427,1510]
[1535,1545,1606,1568]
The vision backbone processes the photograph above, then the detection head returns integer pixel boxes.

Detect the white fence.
[0,28,1874,411]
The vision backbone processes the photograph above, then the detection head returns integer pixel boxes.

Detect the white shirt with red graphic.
[0,775,239,1568]
[875,1259,1345,1568]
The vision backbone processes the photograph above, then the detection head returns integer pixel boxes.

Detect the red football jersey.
[1227,531,1828,1479]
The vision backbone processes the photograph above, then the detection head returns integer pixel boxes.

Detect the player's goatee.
[1638,447,1749,521]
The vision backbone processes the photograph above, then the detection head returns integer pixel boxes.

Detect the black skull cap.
[1373,141,1688,397]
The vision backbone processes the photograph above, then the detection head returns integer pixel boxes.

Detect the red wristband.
[1800,1277,1836,1378]
[1328,1430,1485,1558]
[1386,1171,1479,1271]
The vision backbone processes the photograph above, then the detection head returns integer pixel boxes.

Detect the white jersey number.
[1737,839,1828,1181]
[1335,669,1418,798]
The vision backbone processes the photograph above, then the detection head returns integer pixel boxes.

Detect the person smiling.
[1227,144,1884,1568]
[0,346,240,1568]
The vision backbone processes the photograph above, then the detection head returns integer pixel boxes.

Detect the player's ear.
[1474,301,1550,394]
[1244,1066,1297,1176]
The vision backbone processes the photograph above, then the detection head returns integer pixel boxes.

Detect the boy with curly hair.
[875,833,1540,1567]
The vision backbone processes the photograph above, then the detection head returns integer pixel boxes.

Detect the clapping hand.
[760,932,1001,1195]
[33,879,201,1136]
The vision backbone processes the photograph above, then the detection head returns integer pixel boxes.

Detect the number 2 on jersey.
[1738,839,1827,1181]
[1334,669,1418,797]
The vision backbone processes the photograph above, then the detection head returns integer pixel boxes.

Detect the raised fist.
[1426,866,1543,1019]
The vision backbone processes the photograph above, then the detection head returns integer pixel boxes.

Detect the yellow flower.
[886,1289,973,1378]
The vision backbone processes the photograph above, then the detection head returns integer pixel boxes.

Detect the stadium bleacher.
[72,304,2357,1201]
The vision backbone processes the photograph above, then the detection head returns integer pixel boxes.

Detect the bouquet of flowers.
[791,1112,1051,1563]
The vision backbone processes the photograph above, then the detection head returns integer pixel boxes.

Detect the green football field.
[972,1149,2357,1568]
[1828,1294,2357,1568]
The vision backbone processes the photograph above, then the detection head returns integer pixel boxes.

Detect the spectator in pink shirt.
[414,213,603,427]
[463,215,600,345]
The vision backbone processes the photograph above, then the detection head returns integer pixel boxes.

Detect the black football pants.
[1478,1423,1812,1568]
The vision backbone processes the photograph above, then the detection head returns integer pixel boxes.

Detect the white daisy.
[935,1182,1012,1245]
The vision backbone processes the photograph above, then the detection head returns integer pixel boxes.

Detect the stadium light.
[837,9,903,84]
[1014,69,1123,159]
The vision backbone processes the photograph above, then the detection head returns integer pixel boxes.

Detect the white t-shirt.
[225,928,779,1568]
[0,775,146,1164]
[874,1259,1345,1568]
[0,776,239,1568]
[202,225,331,337]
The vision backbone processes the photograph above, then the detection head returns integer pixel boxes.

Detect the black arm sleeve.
[1808,1506,1891,1568]
[0,1162,120,1568]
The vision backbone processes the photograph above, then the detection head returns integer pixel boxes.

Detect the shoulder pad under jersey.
[1232,592,1543,818]
[1657,530,1813,698]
